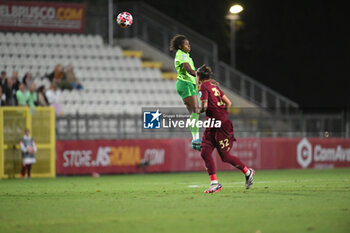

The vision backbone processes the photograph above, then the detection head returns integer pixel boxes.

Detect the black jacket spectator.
[0,71,8,90]
[4,78,17,106]
[11,71,21,92]
[0,86,6,106]
[22,72,33,91]
[36,85,49,106]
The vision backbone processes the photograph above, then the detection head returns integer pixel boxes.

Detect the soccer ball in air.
[116,12,133,28]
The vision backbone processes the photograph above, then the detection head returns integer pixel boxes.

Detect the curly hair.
[169,35,187,52]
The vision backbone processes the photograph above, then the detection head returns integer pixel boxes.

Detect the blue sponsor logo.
[143,109,162,129]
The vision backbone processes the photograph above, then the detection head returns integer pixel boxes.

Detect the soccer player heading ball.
[170,35,201,151]
[197,65,255,193]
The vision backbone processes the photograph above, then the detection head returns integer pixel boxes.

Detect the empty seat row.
[0,56,140,69]
[82,80,174,90]
[60,98,182,106]
[0,32,103,47]
[77,68,161,79]
[0,44,123,57]
[60,101,184,115]
[60,87,178,99]
[60,92,179,103]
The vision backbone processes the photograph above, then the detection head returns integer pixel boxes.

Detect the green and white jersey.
[174,49,196,84]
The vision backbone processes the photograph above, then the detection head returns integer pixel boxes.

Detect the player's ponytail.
[169,35,187,52]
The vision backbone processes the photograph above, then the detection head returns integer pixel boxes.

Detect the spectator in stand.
[46,81,61,115]
[46,69,54,83]
[22,72,33,91]
[0,86,6,106]
[16,83,29,106]
[4,78,17,106]
[46,64,65,84]
[1,71,8,90]
[11,71,20,92]
[58,73,72,91]
[65,64,83,90]
[53,64,65,84]
[20,128,37,179]
[28,83,37,108]
[36,85,49,106]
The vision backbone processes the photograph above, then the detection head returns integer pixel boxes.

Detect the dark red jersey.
[199,80,228,122]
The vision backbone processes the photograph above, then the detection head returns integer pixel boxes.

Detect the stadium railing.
[55,110,346,140]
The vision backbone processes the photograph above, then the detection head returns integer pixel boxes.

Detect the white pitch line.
[186,179,350,188]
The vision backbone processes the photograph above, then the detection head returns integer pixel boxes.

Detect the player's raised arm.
[182,63,196,77]
[222,95,232,110]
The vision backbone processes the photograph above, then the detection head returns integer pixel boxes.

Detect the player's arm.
[199,84,208,113]
[200,99,208,113]
[20,141,26,153]
[222,95,232,110]
[32,141,38,153]
[182,63,196,76]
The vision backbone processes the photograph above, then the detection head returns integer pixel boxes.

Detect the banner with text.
[0,1,86,33]
[56,138,350,175]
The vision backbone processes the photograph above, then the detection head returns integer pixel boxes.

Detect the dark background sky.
[128,0,349,110]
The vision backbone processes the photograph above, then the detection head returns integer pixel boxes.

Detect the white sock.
[245,170,251,176]
[211,180,218,185]
[192,133,199,140]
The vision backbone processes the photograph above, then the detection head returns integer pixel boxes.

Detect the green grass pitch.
[1,168,350,233]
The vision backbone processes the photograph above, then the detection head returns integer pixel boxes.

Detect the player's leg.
[20,164,26,178]
[27,164,32,178]
[183,95,200,148]
[216,121,255,189]
[176,80,200,150]
[201,130,222,193]
[217,148,254,189]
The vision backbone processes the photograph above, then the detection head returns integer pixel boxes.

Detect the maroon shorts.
[201,120,236,153]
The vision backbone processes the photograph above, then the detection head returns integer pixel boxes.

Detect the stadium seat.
[0,32,6,44]
[2,32,180,119]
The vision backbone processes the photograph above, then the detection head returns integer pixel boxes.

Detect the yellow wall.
[0,107,56,179]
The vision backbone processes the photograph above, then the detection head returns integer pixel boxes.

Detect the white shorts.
[23,157,36,165]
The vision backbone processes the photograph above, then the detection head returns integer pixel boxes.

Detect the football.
[116,11,133,28]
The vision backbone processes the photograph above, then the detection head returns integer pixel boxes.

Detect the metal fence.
[56,110,347,140]
[0,107,56,179]
[218,62,299,111]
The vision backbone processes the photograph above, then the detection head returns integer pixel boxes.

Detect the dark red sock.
[27,165,32,178]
